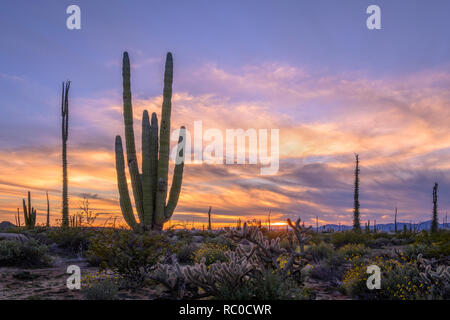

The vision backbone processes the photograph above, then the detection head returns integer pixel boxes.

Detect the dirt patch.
[0,255,97,300]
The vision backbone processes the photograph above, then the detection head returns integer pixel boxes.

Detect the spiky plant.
[22,191,36,228]
[352,153,361,231]
[115,52,186,231]
[61,81,70,228]
[431,182,438,233]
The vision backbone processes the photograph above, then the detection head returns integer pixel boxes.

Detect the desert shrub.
[176,242,197,264]
[390,237,410,246]
[213,279,255,300]
[412,230,450,258]
[86,230,172,285]
[310,259,345,286]
[261,228,287,240]
[250,269,305,300]
[204,235,234,249]
[371,232,392,240]
[82,271,119,300]
[192,243,228,266]
[338,243,369,259]
[341,256,432,300]
[212,268,306,300]
[368,237,391,248]
[307,243,346,285]
[47,227,95,254]
[306,241,334,262]
[403,242,449,260]
[393,231,417,244]
[402,244,428,260]
[331,231,368,248]
[279,237,291,250]
[0,239,50,268]
[171,229,193,242]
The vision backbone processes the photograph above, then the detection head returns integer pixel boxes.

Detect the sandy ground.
[0,256,95,300]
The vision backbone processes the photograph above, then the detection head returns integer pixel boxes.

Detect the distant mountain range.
[317,220,449,232]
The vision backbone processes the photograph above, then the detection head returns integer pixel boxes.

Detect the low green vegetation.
[0,239,50,268]
[0,224,448,300]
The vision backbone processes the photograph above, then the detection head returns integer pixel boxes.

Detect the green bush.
[86,230,172,285]
[47,228,95,254]
[250,269,305,300]
[368,237,391,248]
[176,242,197,264]
[204,235,234,250]
[412,230,450,258]
[309,258,345,285]
[213,268,306,300]
[340,256,436,300]
[337,243,369,259]
[306,242,334,262]
[192,243,228,266]
[0,239,50,268]
[331,231,368,248]
[82,272,119,300]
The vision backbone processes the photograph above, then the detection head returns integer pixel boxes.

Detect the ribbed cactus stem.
[150,113,159,214]
[115,52,184,231]
[164,126,186,223]
[46,191,50,227]
[155,53,173,226]
[122,52,144,223]
[142,110,153,226]
[115,135,138,231]
[61,81,70,228]
[22,199,28,226]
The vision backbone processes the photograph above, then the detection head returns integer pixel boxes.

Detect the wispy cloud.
[0,61,448,226]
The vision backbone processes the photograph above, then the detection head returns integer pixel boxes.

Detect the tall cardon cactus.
[115,52,186,231]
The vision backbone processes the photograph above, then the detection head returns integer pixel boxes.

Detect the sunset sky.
[0,0,449,228]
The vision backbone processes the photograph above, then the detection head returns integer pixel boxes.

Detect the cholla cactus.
[183,250,255,297]
[152,262,187,298]
[417,254,450,298]
[225,222,304,277]
[287,218,312,253]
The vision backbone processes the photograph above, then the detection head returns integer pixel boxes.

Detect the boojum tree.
[115,52,186,232]
[353,153,361,231]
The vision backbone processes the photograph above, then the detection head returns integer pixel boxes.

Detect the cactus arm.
[141,110,153,226]
[46,191,50,227]
[155,52,173,225]
[22,199,29,227]
[115,135,138,230]
[165,126,186,222]
[32,208,36,226]
[150,112,159,214]
[122,52,144,222]
[27,191,33,227]
[28,191,31,226]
